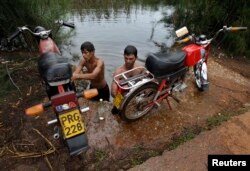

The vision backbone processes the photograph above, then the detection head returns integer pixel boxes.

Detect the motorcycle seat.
[38,52,72,84]
[145,51,185,78]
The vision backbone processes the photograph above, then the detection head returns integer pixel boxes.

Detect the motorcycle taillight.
[51,91,79,114]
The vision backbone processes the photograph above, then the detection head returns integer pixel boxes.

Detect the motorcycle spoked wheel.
[193,62,208,91]
[120,82,158,122]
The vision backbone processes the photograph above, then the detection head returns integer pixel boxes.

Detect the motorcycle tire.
[193,62,208,91]
[120,82,158,122]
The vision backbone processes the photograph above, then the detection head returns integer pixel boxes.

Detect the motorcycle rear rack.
[113,66,154,90]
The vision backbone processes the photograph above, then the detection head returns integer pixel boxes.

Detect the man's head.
[81,41,95,61]
[124,45,137,70]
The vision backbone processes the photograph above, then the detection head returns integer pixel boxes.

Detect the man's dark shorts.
[90,84,110,102]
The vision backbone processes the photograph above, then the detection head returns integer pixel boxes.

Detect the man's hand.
[72,73,80,80]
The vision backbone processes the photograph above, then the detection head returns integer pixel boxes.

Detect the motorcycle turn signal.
[81,88,98,99]
[25,104,44,116]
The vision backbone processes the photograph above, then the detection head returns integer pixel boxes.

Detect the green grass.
[166,107,249,152]
[94,149,107,162]
[206,107,249,130]
[167,127,198,151]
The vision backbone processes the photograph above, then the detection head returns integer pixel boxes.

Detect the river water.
[61,4,175,87]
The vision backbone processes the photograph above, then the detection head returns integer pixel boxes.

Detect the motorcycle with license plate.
[113,25,247,122]
[8,20,98,156]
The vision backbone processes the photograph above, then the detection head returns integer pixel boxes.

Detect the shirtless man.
[72,41,110,101]
[111,45,144,98]
[111,45,143,113]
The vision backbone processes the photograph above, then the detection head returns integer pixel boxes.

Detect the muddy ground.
[0,52,249,171]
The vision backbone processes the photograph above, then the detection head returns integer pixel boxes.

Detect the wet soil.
[0,52,250,171]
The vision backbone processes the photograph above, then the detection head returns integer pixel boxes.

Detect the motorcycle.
[176,25,247,91]
[8,20,98,156]
[113,25,247,121]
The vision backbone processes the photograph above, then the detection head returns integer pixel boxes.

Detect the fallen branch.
[0,147,6,157]
[5,64,22,96]
[7,128,56,158]
[44,156,53,171]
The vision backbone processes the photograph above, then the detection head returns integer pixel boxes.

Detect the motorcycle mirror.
[83,89,98,99]
[25,104,44,116]
[176,26,189,38]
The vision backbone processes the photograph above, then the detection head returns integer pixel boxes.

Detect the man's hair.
[124,45,137,57]
[80,41,95,52]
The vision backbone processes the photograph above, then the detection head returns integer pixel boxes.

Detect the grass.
[94,149,107,162]
[130,149,160,166]
[0,64,17,98]
[129,145,161,167]
[0,54,45,104]
[167,106,249,151]
[167,127,199,151]
[205,107,249,130]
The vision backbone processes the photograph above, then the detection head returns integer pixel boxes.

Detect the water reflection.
[62,3,175,87]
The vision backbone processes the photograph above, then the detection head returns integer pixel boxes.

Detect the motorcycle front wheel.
[193,62,208,91]
[120,82,158,122]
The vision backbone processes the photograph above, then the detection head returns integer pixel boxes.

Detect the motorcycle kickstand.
[169,94,181,103]
[165,97,172,110]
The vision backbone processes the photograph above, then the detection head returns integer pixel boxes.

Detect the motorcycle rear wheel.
[120,82,158,122]
[193,62,208,91]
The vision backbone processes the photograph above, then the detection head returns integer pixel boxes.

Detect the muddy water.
[61,4,175,87]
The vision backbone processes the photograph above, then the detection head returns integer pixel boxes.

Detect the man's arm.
[111,80,118,98]
[77,60,103,80]
[111,68,122,98]
[72,59,85,80]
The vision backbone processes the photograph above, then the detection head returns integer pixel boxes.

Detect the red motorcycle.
[8,20,98,156]
[113,25,247,121]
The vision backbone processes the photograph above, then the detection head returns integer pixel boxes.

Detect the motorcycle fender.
[201,62,208,81]
[65,133,89,156]
[119,81,158,110]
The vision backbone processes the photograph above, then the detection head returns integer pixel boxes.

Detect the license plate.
[113,92,123,109]
[59,109,85,139]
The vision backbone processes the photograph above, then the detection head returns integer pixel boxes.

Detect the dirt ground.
[129,110,250,171]
[0,52,250,171]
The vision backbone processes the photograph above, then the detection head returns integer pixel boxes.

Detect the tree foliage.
[171,0,250,56]
[0,0,71,39]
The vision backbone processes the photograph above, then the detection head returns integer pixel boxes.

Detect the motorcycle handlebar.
[7,29,21,42]
[8,20,75,42]
[227,26,248,32]
[62,21,75,28]
[176,36,191,44]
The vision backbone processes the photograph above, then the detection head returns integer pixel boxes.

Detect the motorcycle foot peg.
[53,133,60,139]
[80,106,90,113]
